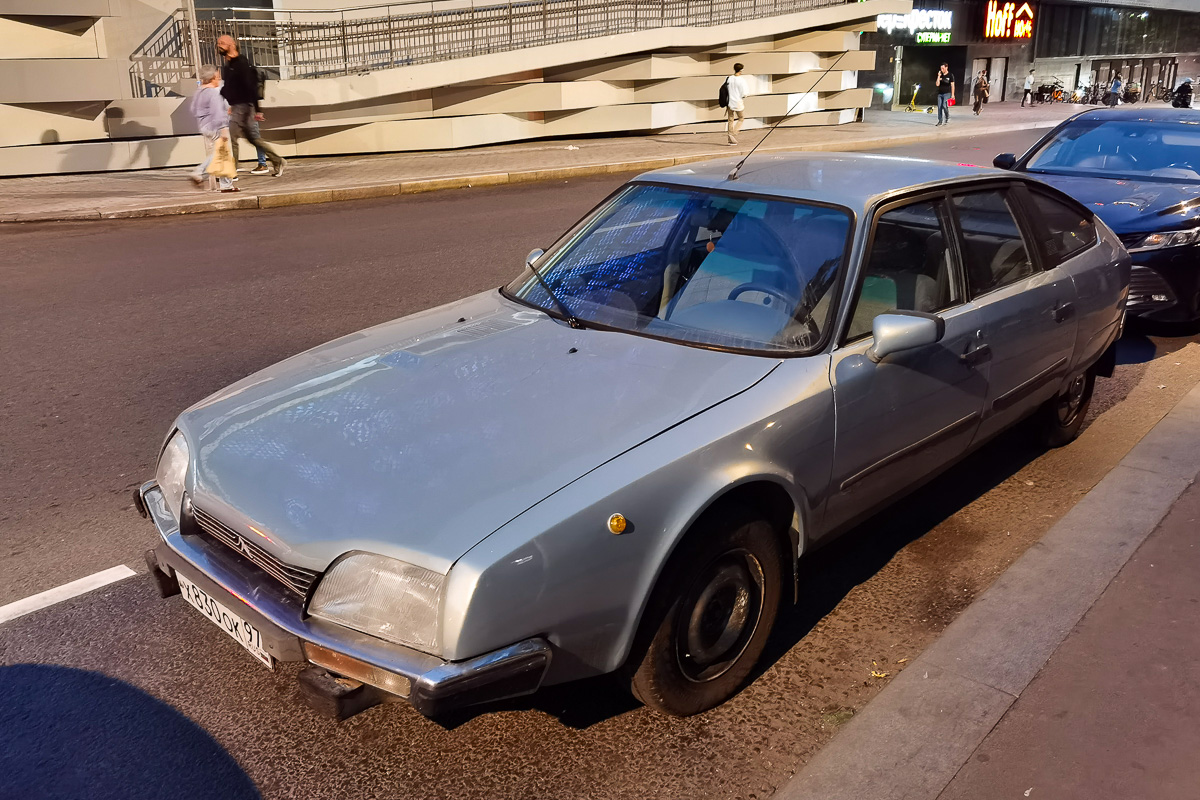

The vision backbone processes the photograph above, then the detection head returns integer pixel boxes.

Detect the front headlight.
[1126,228,1200,252]
[154,432,190,523]
[309,552,445,653]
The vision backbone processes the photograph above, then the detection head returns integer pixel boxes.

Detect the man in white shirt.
[1022,69,1036,107]
[725,63,748,145]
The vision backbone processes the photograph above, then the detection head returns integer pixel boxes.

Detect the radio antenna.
[727,50,849,181]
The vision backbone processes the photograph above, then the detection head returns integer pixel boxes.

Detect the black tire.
[628,506,784,716]
[1036,368,1096,448]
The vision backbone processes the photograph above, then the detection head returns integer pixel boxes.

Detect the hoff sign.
[984,1,1035,39]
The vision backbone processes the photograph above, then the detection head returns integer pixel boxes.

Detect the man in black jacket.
[217,35,285,177]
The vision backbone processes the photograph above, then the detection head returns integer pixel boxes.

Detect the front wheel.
[1035,368,1096,447]
[628,507,784,716]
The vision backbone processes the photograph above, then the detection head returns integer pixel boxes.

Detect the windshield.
[504,184,852,353]
[1024,118,1200,182]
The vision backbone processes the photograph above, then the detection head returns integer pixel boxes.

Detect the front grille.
[1126,266,1176,312]
[191,506,320,597]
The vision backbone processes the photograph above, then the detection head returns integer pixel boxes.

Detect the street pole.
[183,0,203,81]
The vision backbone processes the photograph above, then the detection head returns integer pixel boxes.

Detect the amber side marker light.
[303,642,413,697]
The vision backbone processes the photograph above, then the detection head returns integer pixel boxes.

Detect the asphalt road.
[2,127,1199,800]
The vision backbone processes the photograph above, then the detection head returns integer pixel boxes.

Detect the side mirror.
[993,153,1017,170]
[526,248,545,268]
[867,313,945,363]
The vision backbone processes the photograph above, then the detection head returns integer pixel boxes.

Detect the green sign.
[915,31,952,43]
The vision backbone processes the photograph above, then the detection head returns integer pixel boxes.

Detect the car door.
[823,195,990,537]
[948,186,1079,442]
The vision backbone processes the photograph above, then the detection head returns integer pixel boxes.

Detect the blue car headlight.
[1126,228,1200,252]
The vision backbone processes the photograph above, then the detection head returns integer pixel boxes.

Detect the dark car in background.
[994,107,1200,324]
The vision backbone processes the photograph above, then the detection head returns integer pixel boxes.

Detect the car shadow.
[0,664,260,800]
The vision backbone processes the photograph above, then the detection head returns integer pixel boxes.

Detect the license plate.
[177,572,274,668]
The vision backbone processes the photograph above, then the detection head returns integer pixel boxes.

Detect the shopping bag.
[208,136,237,179]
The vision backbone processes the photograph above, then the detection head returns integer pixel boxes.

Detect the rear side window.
[952,190,1036,296]
[1027,190,1097,266]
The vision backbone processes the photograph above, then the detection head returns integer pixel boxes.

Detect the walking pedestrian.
[189,65,237,193]
[216,34,286,177]
[1107,73,1123,107]
[1022,69,1036,107]
[724,63,748,146]
[934,63,955,126]
[1172,77,1194,109]
[973,70,990,116]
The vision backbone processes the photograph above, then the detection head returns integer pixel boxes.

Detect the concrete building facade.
[0,0,910,176]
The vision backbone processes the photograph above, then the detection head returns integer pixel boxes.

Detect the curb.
[775,382,1200,800]
[3,117,1055,224]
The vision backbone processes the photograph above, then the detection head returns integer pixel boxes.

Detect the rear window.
[1027,190,1097,265]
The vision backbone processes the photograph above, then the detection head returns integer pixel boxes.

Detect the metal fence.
[132,0,850,94]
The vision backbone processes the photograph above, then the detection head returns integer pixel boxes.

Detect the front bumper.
[136,481,551,718]
[1126,250,1200,323]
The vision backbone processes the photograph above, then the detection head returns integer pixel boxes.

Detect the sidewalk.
[778,382,1200,800]
[0,102,1084,223]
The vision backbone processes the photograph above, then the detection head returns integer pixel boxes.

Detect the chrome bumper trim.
[139,481,552,716]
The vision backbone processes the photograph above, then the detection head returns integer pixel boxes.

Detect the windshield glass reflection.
[505,184,852,352]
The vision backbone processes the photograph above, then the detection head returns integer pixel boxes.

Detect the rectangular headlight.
[154,432,190,523]
[1127,228,1200,252]
[309,552,444,653]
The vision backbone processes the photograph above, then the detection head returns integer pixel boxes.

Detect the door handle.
[960,342,991,367]
[1052,301,1074,323]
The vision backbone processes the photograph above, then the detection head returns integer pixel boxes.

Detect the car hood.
[1026,172,1200,232]
[178,291,779,572]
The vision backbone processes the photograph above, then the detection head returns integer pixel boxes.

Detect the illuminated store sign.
[984,1,1035,39]
[916,31,952,43]
[877,9,953,35]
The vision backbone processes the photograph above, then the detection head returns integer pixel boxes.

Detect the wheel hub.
[676,551,765,683]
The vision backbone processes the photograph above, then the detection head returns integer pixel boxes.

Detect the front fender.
[441,358,834,681]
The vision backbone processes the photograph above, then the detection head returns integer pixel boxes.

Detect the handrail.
[131,0,853,95]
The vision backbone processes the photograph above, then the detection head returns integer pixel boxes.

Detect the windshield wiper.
[523,248,585,329]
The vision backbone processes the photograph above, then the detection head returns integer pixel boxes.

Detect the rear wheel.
[628,507,784,716]
[1036,368,1095,447]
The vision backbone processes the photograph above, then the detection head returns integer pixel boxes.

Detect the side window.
[1027,190,1097,266]
[846,199,959,342]
[952,190,1036,296]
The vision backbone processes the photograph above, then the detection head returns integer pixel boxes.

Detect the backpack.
[718,78,730,109]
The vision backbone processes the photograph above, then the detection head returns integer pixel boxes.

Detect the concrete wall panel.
[0,59,123,103]
[0,16,104,59]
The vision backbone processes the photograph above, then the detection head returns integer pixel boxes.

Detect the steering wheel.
[728,282,799,308]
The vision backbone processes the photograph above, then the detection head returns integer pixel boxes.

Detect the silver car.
[138,154,1128,719]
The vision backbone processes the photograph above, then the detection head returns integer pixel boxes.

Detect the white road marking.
[0,565,137,624]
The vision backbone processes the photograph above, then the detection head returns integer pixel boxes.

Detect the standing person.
[725,63,748,146]
[189,65,237,193]
[972,70,990,116]
[1022,69,1036,107]
[217,34,286,177]
[1107,73,1123,107]
[934,63,955,126]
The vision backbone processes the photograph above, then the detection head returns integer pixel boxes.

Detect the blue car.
[994,106,1200,323]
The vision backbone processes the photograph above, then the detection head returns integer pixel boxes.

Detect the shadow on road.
[0,664,260,800]
[759,423,1045,685]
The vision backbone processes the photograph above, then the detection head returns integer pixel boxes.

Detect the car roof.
[640,152,1013,211]
[1065,106,1200,124]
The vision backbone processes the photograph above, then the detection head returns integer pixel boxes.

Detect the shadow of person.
[0,664,260,800]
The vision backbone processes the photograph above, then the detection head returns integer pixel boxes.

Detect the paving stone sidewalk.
[0,103,1085,223]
